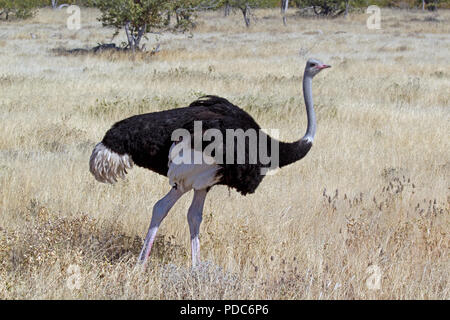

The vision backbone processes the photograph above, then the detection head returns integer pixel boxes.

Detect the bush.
[292,0,449,11]
[294,0,348,16]
[0,0,40,20]
[92,0,209,51]
[224,0,278,27]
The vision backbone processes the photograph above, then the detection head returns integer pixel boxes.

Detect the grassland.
[0,7,448,299]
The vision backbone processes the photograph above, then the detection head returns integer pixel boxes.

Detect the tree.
[281,0,289,25]
[0,0,39,20]
[94,0,164,52]
[298,0,343,16]
[233,0,252,27]
[296,0,366,17]
[421,0,440,11]
[223,0,231,15]
[224,0,275,27]
[93,0,211,52]
[165,0,219,29]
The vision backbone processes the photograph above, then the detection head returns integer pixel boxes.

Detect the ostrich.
[89,58,331,267]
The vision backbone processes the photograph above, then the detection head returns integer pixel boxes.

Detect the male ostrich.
[90,58,330,267]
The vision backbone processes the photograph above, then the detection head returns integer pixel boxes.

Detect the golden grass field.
[0,7,448,299]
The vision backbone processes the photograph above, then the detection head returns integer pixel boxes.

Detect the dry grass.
[0,7,449,299]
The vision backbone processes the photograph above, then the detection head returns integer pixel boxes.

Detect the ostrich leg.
[137,187,184,266]
[187,189,208,267]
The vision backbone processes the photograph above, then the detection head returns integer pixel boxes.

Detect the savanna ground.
[0,7,448,299]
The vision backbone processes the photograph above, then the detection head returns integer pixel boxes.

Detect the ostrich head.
[305,58,331,78]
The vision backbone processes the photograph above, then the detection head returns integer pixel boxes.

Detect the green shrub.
[0,0,40,20]
[92,0,209,51]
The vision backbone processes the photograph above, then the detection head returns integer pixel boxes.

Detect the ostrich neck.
[277,74,315,168]
[302,75,316,142]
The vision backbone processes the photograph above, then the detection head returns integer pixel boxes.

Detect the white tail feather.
[89,142,133,184]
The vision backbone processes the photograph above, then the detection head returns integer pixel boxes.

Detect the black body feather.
[101,96,311,195]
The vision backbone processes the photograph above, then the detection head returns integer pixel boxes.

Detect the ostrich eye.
[310,63,316,67]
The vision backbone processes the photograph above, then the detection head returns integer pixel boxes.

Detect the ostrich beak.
[319,64,331,69]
